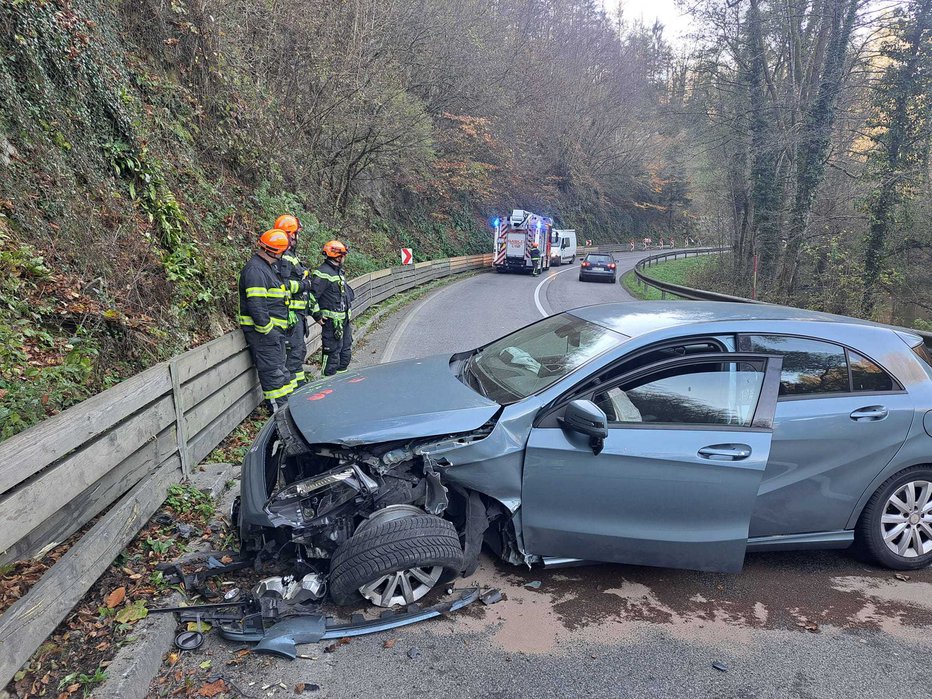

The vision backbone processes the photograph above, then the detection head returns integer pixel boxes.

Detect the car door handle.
[850,406,888,421]
[698,444,752,461]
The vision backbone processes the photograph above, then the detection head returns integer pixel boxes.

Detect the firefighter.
[310,240,354,376]
[530,241,542,276]
[274,214,311,388]
[238,229,293,411]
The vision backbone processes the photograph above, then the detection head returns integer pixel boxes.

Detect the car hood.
[286,355,500,446]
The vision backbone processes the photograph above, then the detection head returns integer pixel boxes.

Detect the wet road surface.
[159,254,931,698]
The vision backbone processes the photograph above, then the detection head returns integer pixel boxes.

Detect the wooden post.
[169,359,191,479]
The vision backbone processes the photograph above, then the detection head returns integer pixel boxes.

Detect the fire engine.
[492,210,553,274]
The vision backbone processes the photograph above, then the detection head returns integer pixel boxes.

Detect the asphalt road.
[160,252,932,699]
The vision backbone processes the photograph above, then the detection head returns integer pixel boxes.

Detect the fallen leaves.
[894,573,911,582]
[198,679,227,697]
[104,586,126,609]
[114,599,148,624]
[796,620,820,633]
[382,638,397,649]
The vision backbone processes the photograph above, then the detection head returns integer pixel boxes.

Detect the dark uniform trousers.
[321,312,352,376]
[279,252,310,387]
[243,327,289,399]
[284,314,307,384]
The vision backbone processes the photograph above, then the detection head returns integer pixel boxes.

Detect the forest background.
[0,0,929,437]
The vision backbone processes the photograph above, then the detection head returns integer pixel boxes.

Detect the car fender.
[844,421,929,529]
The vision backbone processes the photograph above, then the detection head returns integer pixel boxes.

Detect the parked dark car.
[578,252,617,283]
[236,302,932,608]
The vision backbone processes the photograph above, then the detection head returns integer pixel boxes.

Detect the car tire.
[856,466,932,570]
[578,275,585,282]
[329,514,463,606]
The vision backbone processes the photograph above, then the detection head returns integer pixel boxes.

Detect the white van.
[550,229,577,265]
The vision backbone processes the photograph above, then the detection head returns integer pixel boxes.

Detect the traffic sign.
[401,248,413,265]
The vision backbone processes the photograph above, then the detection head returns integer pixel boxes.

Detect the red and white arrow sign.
[401,248,413,265]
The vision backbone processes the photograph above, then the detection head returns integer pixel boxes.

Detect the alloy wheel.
[358,565,443,607]
[881,479,932,558]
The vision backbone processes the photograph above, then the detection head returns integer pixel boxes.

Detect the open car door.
[522,353,782,572]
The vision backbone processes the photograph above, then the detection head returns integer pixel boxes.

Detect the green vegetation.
[57,668,107,698]
[622,256,716,301]
[164,484,215,519]
[0,0,929,439]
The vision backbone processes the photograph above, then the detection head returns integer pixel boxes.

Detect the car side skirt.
[745,530,853,552]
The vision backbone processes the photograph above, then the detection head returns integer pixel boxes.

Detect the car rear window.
[587,254,613,263]
[912,341,932,379]
[745,334,897,395]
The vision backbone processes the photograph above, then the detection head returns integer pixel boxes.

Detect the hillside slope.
[0,0,683,437]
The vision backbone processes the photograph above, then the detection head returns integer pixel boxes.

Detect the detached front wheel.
[329,514,463,606]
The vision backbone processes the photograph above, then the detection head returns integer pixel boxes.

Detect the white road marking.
[533,264,580,317]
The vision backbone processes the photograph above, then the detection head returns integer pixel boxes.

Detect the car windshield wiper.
[462,353,486,396]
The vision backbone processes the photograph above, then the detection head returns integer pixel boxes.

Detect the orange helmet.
[258,228,289,256]
[274,214,300,237]
[532,242,539,248]
[322,240,348,258]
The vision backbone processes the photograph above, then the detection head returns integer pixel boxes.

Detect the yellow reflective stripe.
[312,270,341,282]
[290,300,308,310]
[264,383,293,400]
[320,309,347,319]
[288,280,300,294]
[245,287,287,298]
[239,315,284,333]
[283,254,300,265]
[295,371,306,382]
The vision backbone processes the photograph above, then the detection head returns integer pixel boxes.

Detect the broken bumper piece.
[220,587,484,659]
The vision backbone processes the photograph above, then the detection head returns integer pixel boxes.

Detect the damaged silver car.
[235,302,932,608]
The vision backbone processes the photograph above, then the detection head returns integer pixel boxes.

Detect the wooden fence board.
[0,456,181,688]
[0,364,171,496]
[186,385,262,467]
[0,425,178,566]
[175,331,246,385]
[179,348,254,413]
[0,395,177,555]
[184,368,258,439]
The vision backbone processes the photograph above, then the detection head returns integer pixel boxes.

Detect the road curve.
[381,250,644,363]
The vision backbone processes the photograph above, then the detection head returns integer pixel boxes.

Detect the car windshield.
[587,254,612,263]
[466,314,627,403]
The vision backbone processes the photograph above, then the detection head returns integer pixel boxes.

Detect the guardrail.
[632,247,932,343]
[0,252,493,686]
[631,247,749,301]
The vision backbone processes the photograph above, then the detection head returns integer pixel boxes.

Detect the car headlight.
[265,466,376,526]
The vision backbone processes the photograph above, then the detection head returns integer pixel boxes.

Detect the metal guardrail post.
[168,359,191,479]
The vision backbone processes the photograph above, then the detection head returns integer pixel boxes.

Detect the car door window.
[593,359,766,427]
[745,335,848,395]
[849,350,895,391]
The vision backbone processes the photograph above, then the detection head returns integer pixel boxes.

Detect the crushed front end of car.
[235,402,516,607]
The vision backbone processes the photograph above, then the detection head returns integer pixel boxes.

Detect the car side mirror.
[558,400,608,455]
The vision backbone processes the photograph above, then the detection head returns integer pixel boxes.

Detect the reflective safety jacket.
[278,249,314,316]
[237,253,290,334]
[310,259,354,324]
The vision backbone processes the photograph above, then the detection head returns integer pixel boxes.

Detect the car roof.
[569,301,895,338]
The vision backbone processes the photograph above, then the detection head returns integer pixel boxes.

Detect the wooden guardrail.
[0,252,492,686]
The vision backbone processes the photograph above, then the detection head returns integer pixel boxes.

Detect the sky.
[604,0,694,43]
